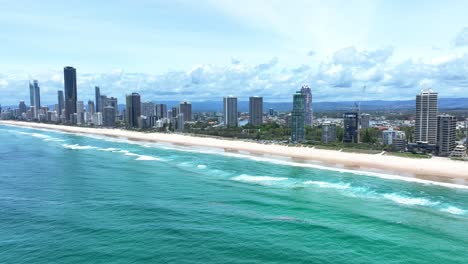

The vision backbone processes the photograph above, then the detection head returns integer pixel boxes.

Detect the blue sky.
[1,0,468,105]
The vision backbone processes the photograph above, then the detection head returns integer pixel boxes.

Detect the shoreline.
[2,120,468,186]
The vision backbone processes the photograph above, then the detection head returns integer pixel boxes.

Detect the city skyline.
[2,1,468,104]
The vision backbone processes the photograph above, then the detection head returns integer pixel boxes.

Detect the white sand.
[2,120,468,184]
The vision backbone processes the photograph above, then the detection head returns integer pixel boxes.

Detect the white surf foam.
[62,144,97,150]
[98,148,120,152]
[303,181,351,190]
[231,174,288,185]
[135,155,160,161]
[382,193,439,206]
[197,164,207,169]
[440,206,466,215]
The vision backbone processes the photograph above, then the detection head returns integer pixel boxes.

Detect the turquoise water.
[1,124,468,264]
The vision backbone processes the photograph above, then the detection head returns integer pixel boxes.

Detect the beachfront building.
[28,80,41,119]
[76,101,84,125]
[360,113,371,129]
[343,112,359,143]
[57,90,64,119]
[249,96,263,127]
[64,66,77,123]
[125,93,141,129]
[103,105,116,127]
[95,86,101,113]
[450,145,467,159]
[156,104,167,119]
[291,92,305,143]
[88,100,95,116]
[321,122,336,143]
[437,114,456,157]
[383,128,406,151]
[179,101,192,122]
[415,89,438,144]
[300,85,313,126]
[223,96,238,127]
[141,102,156,117]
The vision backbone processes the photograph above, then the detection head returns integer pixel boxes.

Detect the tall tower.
[95,86,101,113]
[291,92,305,142]
[223,96,238,127]
[300,85,313,126]
[125,93,141,128]
[249,96,263,127]
[57,90,64,118]
[64,66,77,123]
[29,82,34,107]
[415,89,438,144]
[437,114,457,156]
[179,101,192,122]
[343,112,359,143]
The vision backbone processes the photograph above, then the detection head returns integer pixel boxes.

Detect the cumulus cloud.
[1,46,468,106]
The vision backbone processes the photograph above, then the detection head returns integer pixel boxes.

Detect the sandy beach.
[2,120,468,185]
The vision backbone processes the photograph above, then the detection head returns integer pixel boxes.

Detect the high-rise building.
[249,96,263,126]
[360,113,371,129]
[88,100,95,116]
[29,82,34,107]
[28,80,41,119]
[415,89,438,144]
[177,113,185,131]
[383,128,407,151]
[291,92,305,142]
[57,90,64,118]
[343,112,359,143]
[223,96,238,127]
[141,102,156,117]
[125,93,141,128]
[18,101,27,115]
[95,86,101,113]
[300,85,313,126]
[179,101,192,122]
[64,66,77,122]
[76,101,84,124]
[107,97,118,113]
[156,104,167,119]
[103,106,116,127]
[437,114,457,156]
[321,122,336,143]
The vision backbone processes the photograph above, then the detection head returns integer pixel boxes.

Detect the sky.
[1,0,468,105]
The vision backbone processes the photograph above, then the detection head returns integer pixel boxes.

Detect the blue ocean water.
[1,124,468,264]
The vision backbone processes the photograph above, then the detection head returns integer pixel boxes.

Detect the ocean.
[1,124,467,264]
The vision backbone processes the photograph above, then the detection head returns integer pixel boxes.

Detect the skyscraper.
[415,89,438,144]
[179,101,192,122]
[103,105,116,127]
[291,92,305,142]
[249,96,263,126]
[300,85,313,126]
[141,102,156,117]
[125,93,141,128]
[156,104,167,119]
[95,86,101,112]
[360,113,371,129]
[88,100,95,116]
[18,101,27,115]
[76,101,84,124]
[57,90,64,118]
[223,96,238,127]
[64,66,77,123]
[29,82,34,107]
[343,112,359,143]
[437,114,457,156]
[321,122,336,143]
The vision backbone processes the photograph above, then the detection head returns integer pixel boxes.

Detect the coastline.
[2,120,468,186]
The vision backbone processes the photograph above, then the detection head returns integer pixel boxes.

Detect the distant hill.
[3,98,467,113]
[144,98,468,112]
